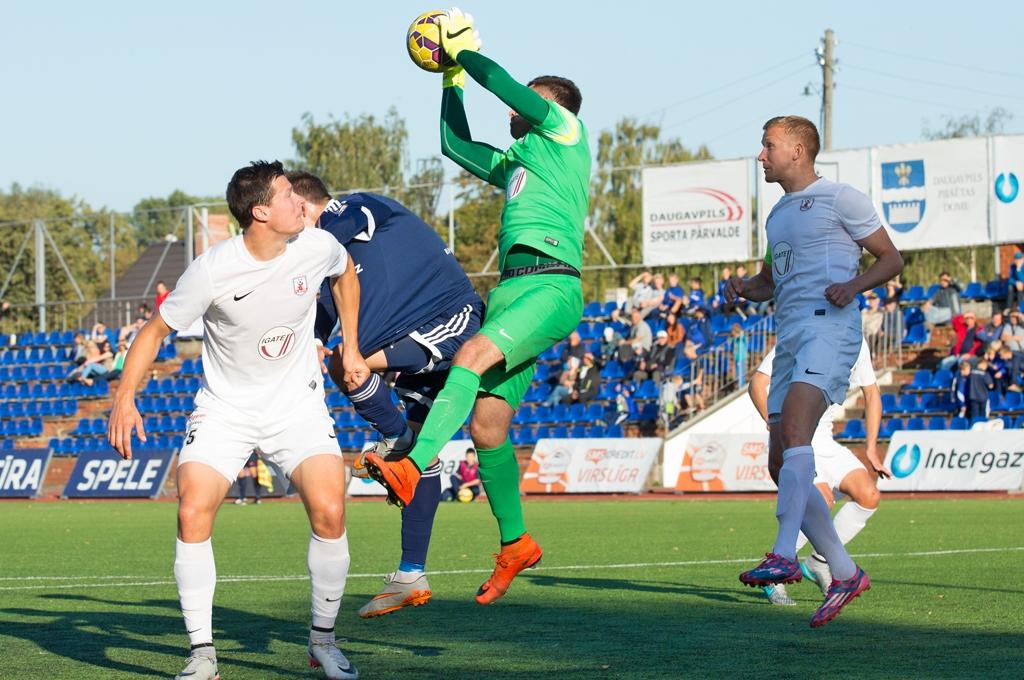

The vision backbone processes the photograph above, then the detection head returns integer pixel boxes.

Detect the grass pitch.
[1,497,1022,679]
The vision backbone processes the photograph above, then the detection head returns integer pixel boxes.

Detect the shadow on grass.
[1,583,1020,679]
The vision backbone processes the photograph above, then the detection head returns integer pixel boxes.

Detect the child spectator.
[660,273,685,316]
[442,448,482,501]
[953,359,993,420]
[1008,252,1024,311]
[613,383,635,426]
[684,277,706,315]
[730,323,748,388]
[659,374,683,429]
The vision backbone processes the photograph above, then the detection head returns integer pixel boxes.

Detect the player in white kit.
[749,339,891,605]
[108,161,366,680]
[725,116,902,627]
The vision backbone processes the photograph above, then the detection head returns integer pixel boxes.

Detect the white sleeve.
[159,256,214,332]
[325,237,348,278]
[851,340,877,387]
[835,184,882,241]
[756,347,776,376]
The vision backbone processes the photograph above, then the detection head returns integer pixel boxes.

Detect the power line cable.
[843,63,1024,101]
[843,40,1024,81]
[840,83,988,113]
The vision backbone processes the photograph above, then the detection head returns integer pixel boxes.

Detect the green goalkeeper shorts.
[478,273,584,410]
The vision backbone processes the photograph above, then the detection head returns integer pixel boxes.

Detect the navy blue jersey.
[315,192,482,355]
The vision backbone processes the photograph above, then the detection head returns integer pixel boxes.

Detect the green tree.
[131,190,199,247]
[923,107,1013,141]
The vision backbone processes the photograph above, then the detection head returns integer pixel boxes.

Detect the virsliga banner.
[662,432,775,492]
[347,439,474,496]
[0,448,52,498]
[879,431,1024,492]
[521,438,661,494]
[991,134,1024,244]
[872,137,990,250]
[62,449,175,498]
[642,159,752,265]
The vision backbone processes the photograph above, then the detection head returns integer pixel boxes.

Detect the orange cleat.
[363,453,420,508]
[475,533,543,605]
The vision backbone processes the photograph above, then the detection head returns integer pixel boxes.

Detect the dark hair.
[226,160,286,230]
[527,75,582,115]
[286,171,331,204]
[763,115,820,162]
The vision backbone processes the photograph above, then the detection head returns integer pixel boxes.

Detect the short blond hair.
[763,115,820,161]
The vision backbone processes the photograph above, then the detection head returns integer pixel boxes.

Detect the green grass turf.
[1,497,1022,679]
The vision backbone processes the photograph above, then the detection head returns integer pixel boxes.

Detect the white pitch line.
[1,546,1021,593]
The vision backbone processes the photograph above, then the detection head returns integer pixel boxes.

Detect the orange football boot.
[363,453,420,508]
[475,533,543,605]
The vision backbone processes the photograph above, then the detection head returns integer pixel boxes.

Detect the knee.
[470,418,505,450]
[177,502,215,542]
[857,484,881,509]
[309,500,346,539]
[779,422,810,450]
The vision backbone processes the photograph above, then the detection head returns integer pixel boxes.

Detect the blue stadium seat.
[638,403,658,422]
[988,391,1004,412]
[984,279,1008,301]
[636,380,659,400]
[597,383,618,402]
[179,358,194,375]
[552,404,571,423]
[881,393,898,414]
[896,393,918,414]
[927,416,947,430]
[601,361,625,380]
[89,418,106,436]
[535,426,552,440]
[587,425,606,438]
[519,427,538,446]
[906,416,926,431]
[552,426,569,439]
[145,416,161,434]
[570,425,588,438]
[72,418,90,436]
[908,369,932,391]
[582,301,602,319]
[601,301,619,316]
[606,424,624,438]
[839,419,866,439]
[513,406,533,425]
[1013,415,1024,429]
[962,282,985,300]
[586,402,606,421]
[1003,391,1023,411]
[533,406,553,425]
[930,369,953,390]
[903,324,929,346]
[903,285,925,303]
[159,415,174,434]
[173,415,187,432]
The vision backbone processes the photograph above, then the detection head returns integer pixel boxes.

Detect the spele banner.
[662,432,775,492]
[521,438,661,494]
[62,448,175,498]
[879,431,1024,492]
[642,159,751,265]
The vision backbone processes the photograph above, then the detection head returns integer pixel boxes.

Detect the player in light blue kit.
[726,116,902,627]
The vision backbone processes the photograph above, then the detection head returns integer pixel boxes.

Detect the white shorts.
[177,400,341,484]
[767,320,862,416]
[811,436,867,492]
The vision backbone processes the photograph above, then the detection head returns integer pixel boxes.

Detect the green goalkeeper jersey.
[439,51,591,271]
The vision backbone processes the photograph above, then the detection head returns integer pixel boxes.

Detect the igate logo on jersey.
[771,240,794,279]
[258,326,296,361]
[507,167,528,200]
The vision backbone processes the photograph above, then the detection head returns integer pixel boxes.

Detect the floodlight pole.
[34,219,45,332]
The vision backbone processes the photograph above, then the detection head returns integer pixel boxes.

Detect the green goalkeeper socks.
[408,365,481,471]
[477,439,526,543]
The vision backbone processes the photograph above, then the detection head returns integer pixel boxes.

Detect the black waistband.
[499,261,581,282]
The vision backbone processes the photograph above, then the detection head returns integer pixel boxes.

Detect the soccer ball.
[406,10,455,73]
[457,487,474,503]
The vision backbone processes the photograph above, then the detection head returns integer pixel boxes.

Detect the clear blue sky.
[2,0,1021,211]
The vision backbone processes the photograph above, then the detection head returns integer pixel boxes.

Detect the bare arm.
[107,315,174,460]
[330,260,369,391]
[748,371,771,425]
[726,262,775,303]
[860,382,891,478]
[825,229,904,308]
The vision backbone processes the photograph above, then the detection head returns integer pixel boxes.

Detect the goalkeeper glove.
[443,67,465,89]
[435,7,481,62]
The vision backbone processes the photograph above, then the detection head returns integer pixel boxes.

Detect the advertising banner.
[872,137,989,250]
[347,439,474,497]
[521,438,661,494]
[879,431,1024,492]
[991,134,1024,244]
[662,432,775,492]
[0,448,52,498]
[642,159,751,265]
[62,449,175,498]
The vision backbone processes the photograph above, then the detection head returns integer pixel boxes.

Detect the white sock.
[800,491,857,581]
[833,501,876,546]
[174,538,216,647]
[771,447,815,560]
[795,531,809,553]
[308,531,350,631]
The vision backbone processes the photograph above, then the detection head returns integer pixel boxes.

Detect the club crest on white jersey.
[293,276,308,295]
[258,326,296,361]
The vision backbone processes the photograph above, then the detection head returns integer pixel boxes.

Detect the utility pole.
[818,28,836,151]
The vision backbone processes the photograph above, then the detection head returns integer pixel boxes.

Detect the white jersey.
[757,338,876,441]
[765,177,881,333]
[160,228,347,424]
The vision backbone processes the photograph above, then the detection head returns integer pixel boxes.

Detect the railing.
[1,297,154,336]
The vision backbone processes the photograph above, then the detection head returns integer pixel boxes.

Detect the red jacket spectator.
[155,280,170,310]
[951,312,981,357]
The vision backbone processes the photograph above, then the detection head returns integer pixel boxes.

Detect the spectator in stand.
[997,345,1024,392]
[622,308,653,353]
[607,307,629,335]
[599,326,622,366]
[637,273,666,319]
[684,277,706,315]
[155,280,171,310]
[941,312,982,371]
[978,309,1008,351]
[990,345,1014,395]
[119,317,147,347]
[664,312,686,347]
[730,323,748,388]
[717,266,732,301]
[570,352,600,404]
[90,322,110,345]
[626,271,659,317]
[882,296,904,347]
[660,273,685,317]
[885,275,904,303]
[70,332,88,365]
[634,330,675,384]
[953,359,992,420]
[922,271,961,326]
[1007,252,1024,312]
[612,383,634,425]
[137,303,154,321]
[560,331,586,372]
[861,291,884,339]
[659,373,683,429]
[1002,309,1024,353]
[675,340,705,413]
[691,306,712,348]
[442,448,482,502]
[69,338,114,386]
[544,364,578,407]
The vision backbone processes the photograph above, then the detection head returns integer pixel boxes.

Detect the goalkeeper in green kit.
[365,7,590,605]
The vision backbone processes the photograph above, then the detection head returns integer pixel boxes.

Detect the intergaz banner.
[62,449,175,498]
[521,438,661,493]
[642,159,751,265]
[991,134,1024,244]
[346,439,473,496]
[662,432,775,492]
[879,431,1024,492]
[0,448,52,498]
[872,137,990,250]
